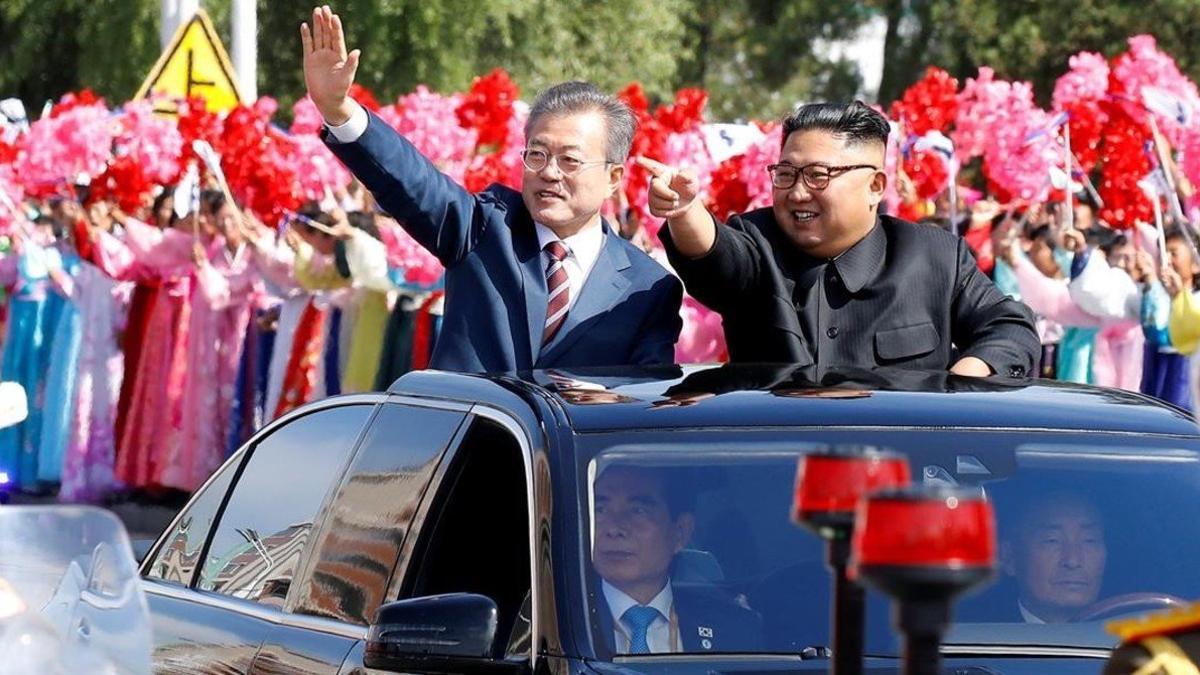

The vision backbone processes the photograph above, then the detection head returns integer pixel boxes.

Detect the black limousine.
[138,364,1200,674]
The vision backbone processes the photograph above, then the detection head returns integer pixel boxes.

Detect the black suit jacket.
[662,211,1039,377]
[592,583,764,656]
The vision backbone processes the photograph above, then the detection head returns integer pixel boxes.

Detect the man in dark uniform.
[640,101,1039,377]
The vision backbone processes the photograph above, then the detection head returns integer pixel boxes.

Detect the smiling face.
[521,111,623,238]
[771,129,886,258]
[592,466,693,604]
[1004,495,1106,623]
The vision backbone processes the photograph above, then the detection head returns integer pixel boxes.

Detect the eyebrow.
[528,140,585,153]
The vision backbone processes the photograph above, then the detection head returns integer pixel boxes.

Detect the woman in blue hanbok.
[0,222,67,489]
[36,247,82,484]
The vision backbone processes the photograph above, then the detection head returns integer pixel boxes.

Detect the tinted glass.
[198,404,374,605]
[577,429,1200,659]
[292,403,465,624]
[145,455,239,586]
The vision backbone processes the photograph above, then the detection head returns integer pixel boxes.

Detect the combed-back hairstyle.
[525,81,637,165]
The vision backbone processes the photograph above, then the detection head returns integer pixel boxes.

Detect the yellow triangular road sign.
[135,9,244,114]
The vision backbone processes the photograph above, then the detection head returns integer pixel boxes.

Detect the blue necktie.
[622,605,661,654]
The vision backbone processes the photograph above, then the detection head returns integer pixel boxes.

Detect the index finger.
[635,156,673,180]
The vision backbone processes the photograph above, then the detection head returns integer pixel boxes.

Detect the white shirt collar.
[1018,601,1046,624]
[602,578,673,624]
[535,220,605,274]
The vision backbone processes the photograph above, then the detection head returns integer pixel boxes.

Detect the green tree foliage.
[0,0,160,108]
[7,0,1200,123]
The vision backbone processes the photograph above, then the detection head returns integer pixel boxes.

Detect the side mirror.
[364,593,523,674]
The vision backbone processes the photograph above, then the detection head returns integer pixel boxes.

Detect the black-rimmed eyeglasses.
[766,163,879,191]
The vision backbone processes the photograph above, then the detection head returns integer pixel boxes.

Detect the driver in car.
[1001,491,1106,623]
[591,464,763,654]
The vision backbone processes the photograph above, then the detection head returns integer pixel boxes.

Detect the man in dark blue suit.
[301,7,682,373]
[591,464,763,655]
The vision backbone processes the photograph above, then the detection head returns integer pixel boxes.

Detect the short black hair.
[1028,224,1057,249]
[200,189,226,215]
[346,211,380,241]
[781,101,890,152]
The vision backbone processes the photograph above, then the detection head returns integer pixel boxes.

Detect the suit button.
[826,326,839,339]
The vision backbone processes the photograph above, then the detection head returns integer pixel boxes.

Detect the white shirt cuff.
[324,102,369,143]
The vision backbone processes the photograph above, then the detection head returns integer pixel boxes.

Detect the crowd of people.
[1,8,1199,505]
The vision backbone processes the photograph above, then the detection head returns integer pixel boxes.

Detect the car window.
[290,402,466,624]
[405,417,531,653]
[197,404,375,605]
[577,430,1200,659]
[144,454,240,586]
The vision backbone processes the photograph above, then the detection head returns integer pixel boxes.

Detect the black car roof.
[389,363,1200,437]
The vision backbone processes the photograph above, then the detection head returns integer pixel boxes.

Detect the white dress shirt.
[1018,601,1046,624]
[325,101,370,143]
[602,579,675,654]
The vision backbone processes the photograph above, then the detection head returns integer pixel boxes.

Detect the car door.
[248,398,470,675]
[141,399,378,673]
[352,411,537,673]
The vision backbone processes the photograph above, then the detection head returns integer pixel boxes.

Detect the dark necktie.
[542,240,571,345]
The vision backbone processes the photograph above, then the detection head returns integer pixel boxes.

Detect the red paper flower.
[1097,101,1152,229]
[1064,102,1106,172]
[706,155,752,222]
[348,83,382,112]
[903,148,949,200]
[50,89,102,118]
[456,68,520,149]
[654,88,708,133]
[90,155,153,213]
[890,67,959,136]
[176,96,224,167]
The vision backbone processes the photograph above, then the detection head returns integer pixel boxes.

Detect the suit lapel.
[515,211,548,366]
[538,226,631,365]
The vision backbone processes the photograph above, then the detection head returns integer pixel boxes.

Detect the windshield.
[576,428,1200,660]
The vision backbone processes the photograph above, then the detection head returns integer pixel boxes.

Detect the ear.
[607,163,625,197]
[867,170,888,209]
[671,513,696,554]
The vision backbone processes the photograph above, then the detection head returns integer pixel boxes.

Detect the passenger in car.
[1001,491,1106,623]
[591,464,763,654]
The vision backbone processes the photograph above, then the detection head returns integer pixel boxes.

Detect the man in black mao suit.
[590,464,762,655]
[641,101,1039,377]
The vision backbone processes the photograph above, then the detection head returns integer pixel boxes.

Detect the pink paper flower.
[15,99,115,196]
[378,218,444,287]
[289,133,352,201]
[379,86,477,185]
[1111,34,1200,147]
[290,96,324,136]
[1053,51,1110,109]
[675,294,727,363]
[114,99,183,185]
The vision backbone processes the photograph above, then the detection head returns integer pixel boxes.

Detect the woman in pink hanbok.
[105,211,204,491]
[52,231,133,501]
[155,192,263,491]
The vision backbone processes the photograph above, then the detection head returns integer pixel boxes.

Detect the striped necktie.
[542,240,571,345]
